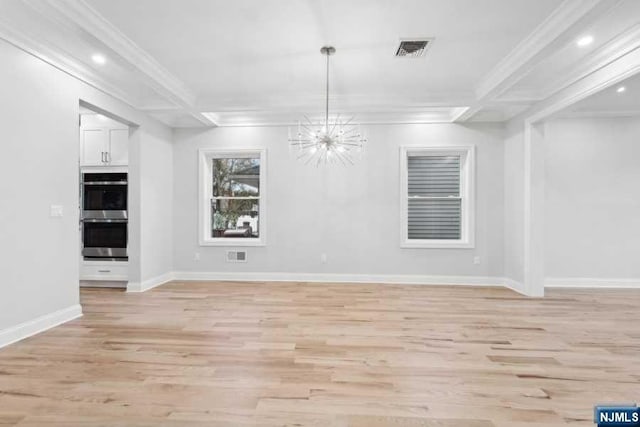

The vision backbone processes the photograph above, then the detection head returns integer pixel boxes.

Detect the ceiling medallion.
[288,46,366,166]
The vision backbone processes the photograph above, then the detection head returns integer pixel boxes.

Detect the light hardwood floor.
[0,281,638,426]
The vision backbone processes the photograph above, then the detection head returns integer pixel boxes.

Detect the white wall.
[139,129,174,282]
[0,39,173,340]
[173,123,505,281]
[0,40,81,332]
[503,123,525,286]
[544,116,640,282]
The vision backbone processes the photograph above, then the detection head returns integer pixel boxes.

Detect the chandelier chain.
[325,49,330,131]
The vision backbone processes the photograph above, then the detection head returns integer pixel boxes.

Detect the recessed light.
[576,35,594,47]
[616,86,626,93]
[91,54,106,65]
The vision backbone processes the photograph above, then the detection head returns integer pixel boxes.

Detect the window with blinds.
[408,155,461,240]
[401,147,474,248]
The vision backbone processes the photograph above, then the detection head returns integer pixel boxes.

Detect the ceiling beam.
[0,18,138,108]
[455,0,621,122]
[25,0,217,127]
[517,45,640,124]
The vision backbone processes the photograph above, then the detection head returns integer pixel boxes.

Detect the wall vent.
[226,250,247,263]
[395,39,432,57]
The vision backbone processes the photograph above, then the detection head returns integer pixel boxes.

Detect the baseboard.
[172,271,507,287]
[0,304,83,350]
[503,277,526,294]
[545,277,640,288]
[127,271,175,292]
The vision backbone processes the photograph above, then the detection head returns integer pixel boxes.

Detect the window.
[199,149,266,246]
[400,146,474,248]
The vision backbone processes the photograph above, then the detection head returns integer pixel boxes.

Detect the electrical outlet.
[320,253,327,264]
[194,252,200,261]
[473,256,481,265]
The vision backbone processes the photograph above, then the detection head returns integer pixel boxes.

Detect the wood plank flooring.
[0,281,638,426]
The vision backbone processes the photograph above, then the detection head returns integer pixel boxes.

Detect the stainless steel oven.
[82,172,127,220]
[81,172,128,260]
[82,220,128,260]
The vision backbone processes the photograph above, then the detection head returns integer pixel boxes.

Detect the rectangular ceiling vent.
[395,39,432,57]
[226,250,247,263]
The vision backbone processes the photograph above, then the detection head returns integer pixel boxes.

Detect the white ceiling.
[0,0,638,127]
[561,72,640,117]
[85,0,560,109]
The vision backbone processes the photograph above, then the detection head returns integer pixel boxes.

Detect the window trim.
[400,146,475,249]
[198,148,267,247]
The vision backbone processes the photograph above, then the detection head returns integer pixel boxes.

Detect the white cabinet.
[81,129,106,166]
[80,126,129,166]
[80,260,128,281]
[108,129,129,165]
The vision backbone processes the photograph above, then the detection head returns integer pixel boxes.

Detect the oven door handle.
[82,181,128,185]
[82,218,128,223]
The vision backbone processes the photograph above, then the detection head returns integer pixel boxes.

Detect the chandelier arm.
[341,116,355,127]
[329,113,340,136]
[344,127,360,135]
[336,142,364,147]
[317,148,327,167]
[334,148,354,165]
[300,124,316,133]
[341,136,363,142]
[341,129,361,138]
[298,151,313,161]
[303,154,315,165]
[303,115,314,126]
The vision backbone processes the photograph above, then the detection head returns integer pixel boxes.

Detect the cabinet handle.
[98,270,111,273]
[106,151,110,163]
[101,152,105,163]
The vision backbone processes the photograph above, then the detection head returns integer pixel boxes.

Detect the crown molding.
[19,0,216,127]
[475,0,615,101]
[537,23,640,99]
[201,106,469,127]
[36,0,194,103]
[187,91,477,113]
[554,109,640,119]
[455,0,621,123]
[520,45,640,124]
[0,17,138,108]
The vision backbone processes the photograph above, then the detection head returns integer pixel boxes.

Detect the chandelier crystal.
[289,46,366,166]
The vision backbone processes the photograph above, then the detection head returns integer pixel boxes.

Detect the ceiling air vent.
[395,39,432,57]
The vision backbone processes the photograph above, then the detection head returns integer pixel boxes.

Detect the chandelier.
[289,46,366,166]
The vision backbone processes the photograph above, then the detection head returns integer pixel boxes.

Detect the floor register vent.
[226,250,247,263]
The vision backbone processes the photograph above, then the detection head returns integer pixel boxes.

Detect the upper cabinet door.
[81,129,107,166]
[107,129,129,166]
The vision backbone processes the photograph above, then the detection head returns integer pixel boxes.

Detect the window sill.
[200,238,265,247]
[401,240,474,249]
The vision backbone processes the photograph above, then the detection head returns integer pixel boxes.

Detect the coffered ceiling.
[0,0,638,127]
[559,72,640,117]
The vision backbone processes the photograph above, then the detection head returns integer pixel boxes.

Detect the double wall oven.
[81,172,128,260]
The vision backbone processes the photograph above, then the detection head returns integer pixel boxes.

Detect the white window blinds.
[407,155,462,240]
